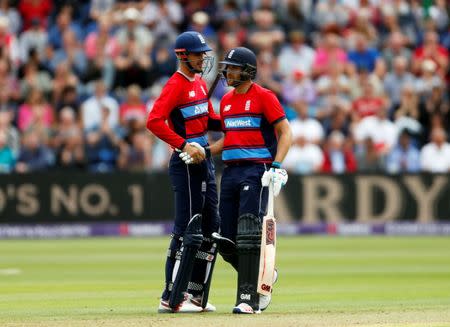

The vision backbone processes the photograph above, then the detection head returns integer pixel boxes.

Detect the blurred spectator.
[150,41,178,84]
[313,0,350,31]
[142,0,183,42]
[382,31,412,70]
[188,11,216,40]
[278,30,315,78]
[255,49,283,96]
[118,129,152,171]
[217,11,247,52]
[347,33,379,72]
[323,105,350,137]
[0,129,15,173]
[48,9,83,50]
[289,100,324,144]
[81,80,119,132]
[276,0,309,33]
[383,56,415,108]
[352,79,386,121]
[18,0,51,31]
[412,31,449,77]
[386,129,420,174]
[393,84,419,121]
[312,33,347,77]
[20,61,52,98]
[119,84,146,131]
[90,0,115,20]
[420,127,450,173]
[84,105,120,173]
[0,16,19,67]
[321,131,357,173]
[51,61,79,107]
[0,110,19,156]
[84,14,118,89]
[17,88,54,138]
[15,128,54,173]
[117,7,153,53]
[316,63,350,98]
[19,18,47,63]
[0,58,20,105]
[378,2,419,47]
[282,70,316,107]
[355,136,385,172]
[248,9,285,52]
[418,86,450,143]
[52,106,84,170]
[415,59,443,99]
[0,0,21,35]
[55,85,79,114]
[284,135,324,174]
[50,29,87,79]
[354,108,399,156]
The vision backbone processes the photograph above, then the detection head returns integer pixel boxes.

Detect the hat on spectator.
[192,11,209,26]
[422,59,437,73]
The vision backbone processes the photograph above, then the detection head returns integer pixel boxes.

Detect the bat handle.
[267,180,274,217]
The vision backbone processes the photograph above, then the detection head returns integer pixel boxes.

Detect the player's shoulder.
[222,88,234,102]
[252,83,279,102]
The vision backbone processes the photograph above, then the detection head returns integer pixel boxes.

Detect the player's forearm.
[146,116,185,150]
[208,137,224,157]
[273,122,292,165]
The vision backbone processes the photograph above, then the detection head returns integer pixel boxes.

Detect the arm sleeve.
[261,90,286,125]
[207,100,222,131]
[146,80,186,150]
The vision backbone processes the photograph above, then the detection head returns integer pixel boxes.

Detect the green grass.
[1,237,450,326]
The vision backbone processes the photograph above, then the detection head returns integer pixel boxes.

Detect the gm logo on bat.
[261,284,271,292]
[266,220,275,245]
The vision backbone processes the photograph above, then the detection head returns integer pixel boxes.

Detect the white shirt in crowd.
[284,143,324,174]
[354,116,399,151]
[290,118,324,144]
[81,95,119,131]
[420,142,450,173]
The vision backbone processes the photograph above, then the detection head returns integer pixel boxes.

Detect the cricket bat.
[257,181,276,296]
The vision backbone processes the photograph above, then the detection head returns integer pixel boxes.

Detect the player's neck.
[178,65,196,80]
[234,81,252,94]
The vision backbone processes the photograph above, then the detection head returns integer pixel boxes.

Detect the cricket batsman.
[179,47,292,313]
[146,31,221,313]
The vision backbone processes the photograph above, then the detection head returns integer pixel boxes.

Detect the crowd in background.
[0,0,449,175]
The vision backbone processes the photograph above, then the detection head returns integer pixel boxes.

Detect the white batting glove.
[179,142,205,165]
[261,165,288,197]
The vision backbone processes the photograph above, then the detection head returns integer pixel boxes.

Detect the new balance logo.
[245,100,251,111]
[224,105,231,111]
[189,91,196,98]
[240,294,251,300]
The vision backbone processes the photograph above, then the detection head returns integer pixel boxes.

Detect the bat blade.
[257,214,276,296]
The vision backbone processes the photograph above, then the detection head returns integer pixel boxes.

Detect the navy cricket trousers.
[219,163,269,243]
[169,153,220,238]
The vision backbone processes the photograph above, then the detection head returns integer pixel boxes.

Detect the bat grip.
[267,180,274,217]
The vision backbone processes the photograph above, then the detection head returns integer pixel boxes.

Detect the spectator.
[420,128,450,173]
[117,130,152,171]
[84,14,119,89]
[19,18,48,63]
[347,33,379,72]
[217,11,247,52]
[90,0,115,21]
[48,9,83,50]
[386,129,420,174]
[0,58,20,105]
[278,30,315,77]
[321,131,357,173]
[0,110,19,156]
[412,31,449,77]
[254,49,283,97]
[0,0,21,35]
[17,88,54,138]
[355,136,385,172]
[415,59,443,99]
[18,0,52,31]
[382,31,412,70]
[289,100,324,145]
[312,33,347,77]
[313,0,350,31]
[0,16,19,67]
[352,79,386,121]
[0,129,15,173]
[15,128,54,173]
[383,56,415,108]
[51,61,79,107]
[84,105,121,173]
[283,135,324,174]
[119,84,147,130]
[282,69,316,107]
[20,61,52,98]
[142,0,183,43]
[50,29,87,79]
[188,11,216,40]
[52,107,84,170]
[116,7,153,55]
[248,9,285,52]
[393,84,419,121]
[81,80,119,132]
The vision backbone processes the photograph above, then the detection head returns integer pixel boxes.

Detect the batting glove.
[179,142,209,165]
[261,162,288,197]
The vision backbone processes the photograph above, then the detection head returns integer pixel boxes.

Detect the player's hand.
[261,167,288,197]
[179,142,205,164]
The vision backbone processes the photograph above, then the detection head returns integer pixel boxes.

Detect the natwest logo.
[225,119,252,128]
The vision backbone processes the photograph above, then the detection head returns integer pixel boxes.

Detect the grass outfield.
[1,237,450,327]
